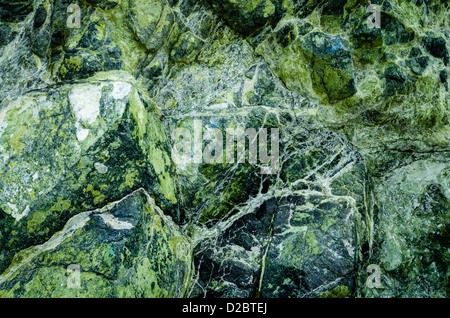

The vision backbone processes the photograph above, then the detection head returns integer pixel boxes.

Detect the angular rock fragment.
[128,0,175,52]
[0,189,192,298]
[422,36,449,65]
[0,0,33,23]
[191,121,370,298]
[256,22,357,102]
[0,0,448,299]
[57,19,124,80]
[300,32,357,101]
[0,73,178,273]
[360,159,450,298]
[208,0,277,36]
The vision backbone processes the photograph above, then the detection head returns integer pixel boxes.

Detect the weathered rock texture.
[0,0,448,298]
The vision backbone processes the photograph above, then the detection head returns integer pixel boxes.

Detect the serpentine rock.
[0,188,192,297]
[0,0,448,298]
[0,72,178,274]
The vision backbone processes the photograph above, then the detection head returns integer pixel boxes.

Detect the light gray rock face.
[0,0,448,298]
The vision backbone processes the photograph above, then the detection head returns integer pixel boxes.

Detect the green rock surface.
[0,0,448,298]
[0,73,178,274]
[0,188,192,297]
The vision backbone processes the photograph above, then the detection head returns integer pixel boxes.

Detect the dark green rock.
[0,0,448,299]
[300,32,357,101]
[85,0,119,10]
[33,4,47,30]
[440,70,448,90]
[0,76,178,274]
[128,0,175,52]
[351,17,383,49]
[0,0,33,23]
[406,56,429,75]
[208,0,278,36]
[381,12,413,46]
[422,36,449,65]
[383,63,415,96]
[169,31,204,63]
[56,20,124,81]
[0,189,192,298]
[0,23,12,47]
[320,0,348,16]
[192,124,370,297]
[360,160,450,298]
[31,26,51,57]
